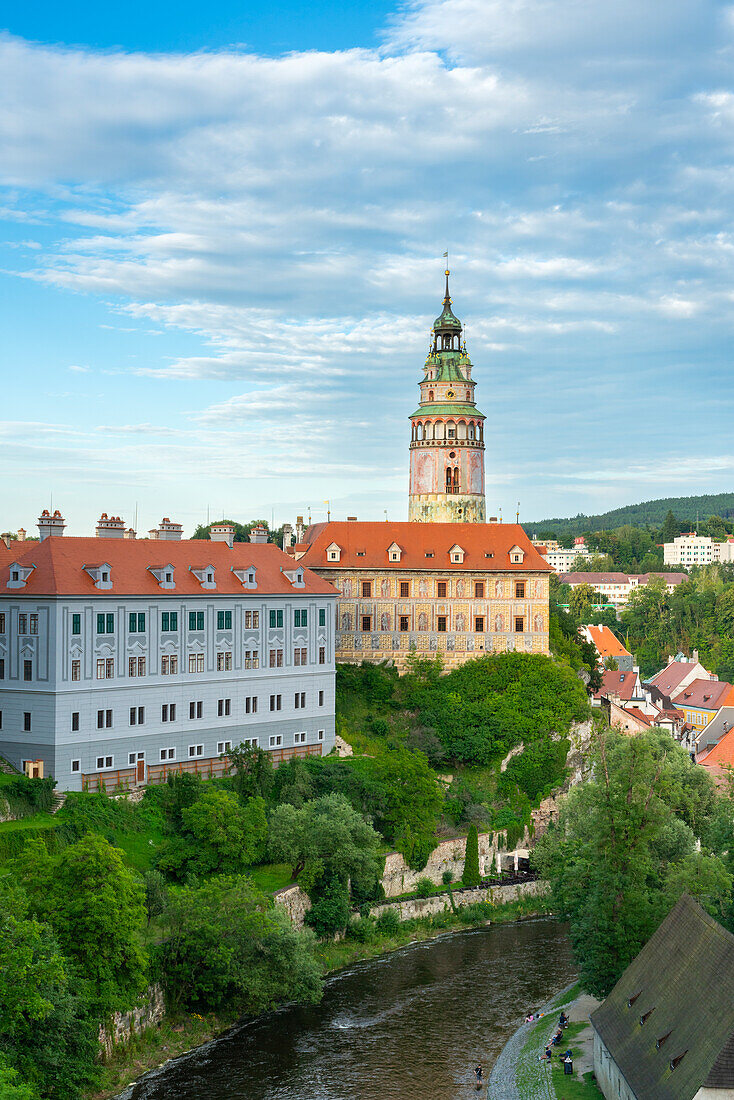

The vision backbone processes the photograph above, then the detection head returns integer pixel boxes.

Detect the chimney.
[489,516,498,523]
[210,523,235,549]
[295,515,305,542]
[17,528,26,542]
[124,528,137,540]
[282,523,294,550]
[249,524,269,544]
[96,513,126,539]
[38,509,66,541]
[149,517,183,541]
[692,649,699,663]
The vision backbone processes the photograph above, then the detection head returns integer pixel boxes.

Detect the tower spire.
[444,267,450,304]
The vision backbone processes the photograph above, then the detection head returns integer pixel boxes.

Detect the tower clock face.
[446,390,455,398]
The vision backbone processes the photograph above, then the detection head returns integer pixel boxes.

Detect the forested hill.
[525,493,734,536]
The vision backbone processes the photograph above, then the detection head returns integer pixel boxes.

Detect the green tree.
[367,748,442,870]
[462,825,480,887]
[227,742,275,802]
[0,1055,40,1100]
[660,509,681,543]
[305,876,351,937]
[535,729,730,998]
[157,876,322,1013]
[569,583,599,621]
[157,790,268,879]
[268,793,382,893]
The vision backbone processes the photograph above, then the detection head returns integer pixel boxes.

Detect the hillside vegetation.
[525,492,734,538]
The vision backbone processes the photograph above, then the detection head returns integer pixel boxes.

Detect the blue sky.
[2,1,734,536]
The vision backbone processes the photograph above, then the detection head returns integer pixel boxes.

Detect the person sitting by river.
[525,1011,535,1023]
[552,1029,563,1046]
[542,1046,552,1063]
[559,1011,569,1028]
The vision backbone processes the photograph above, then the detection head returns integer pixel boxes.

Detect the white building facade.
[0,517,337,792]
[664,533,714,566]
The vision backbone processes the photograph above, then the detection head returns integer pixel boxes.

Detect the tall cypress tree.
[463,824,480,887]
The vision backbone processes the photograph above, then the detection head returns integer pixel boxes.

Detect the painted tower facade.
[408,273,486,523]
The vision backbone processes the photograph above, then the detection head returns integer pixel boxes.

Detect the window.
[129,706,145,725]
[244,649,259,669]
[217,610,233,630]
[294,647,307,666]
[318,729,325,742]
[361,581,372,597]
[437,581,447,598]
[188,700,203,720]
[217,741,232,754]
[269,609,284,629]
[475,616,485,633]
[294,731,307,744]
[19,613,27,634]
[437,616,447,632]
[294,609,308,627]
[0,613,5,633]
[161,611,178,632]
[162,704,169,722]
[269,735,283,748]
[23,660,32,681]
[188,744,204,758]
[245,610,260,629]
[23,712,31,732]
[319,690,324,706]
[217,698,231,717]
[71,712,79,731]
[96,613,115,634]
[400,615,409,632]
[245,696,258,714]
[188,653,205,673]
[160,747,175,761]
[514,616,524,633]
[105,657,114,678]
[129,656,137,677]
[269,649,283,668]
[97,710,104,729]
[361,616,372,632]
[319,608,326,627]
[474,581,485,598]
[515,581,526,598]
[71,760,80,774]
[319,646,326,664]
[243,737,258,748]
[188,611,205,631]
[96,755,113,770]
[400,581,410,598]
[270,694,282,712]
[29,614,38,635]
[161,655,169,675]
[295,692,306,709]
[71,659,80,681]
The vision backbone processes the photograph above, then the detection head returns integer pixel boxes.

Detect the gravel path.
[486,982,577,1100]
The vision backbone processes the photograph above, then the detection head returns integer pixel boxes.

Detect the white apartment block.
[560,572,687,610]
[0,513,337,792]
[542,542,592,573]
[664,533,713,566]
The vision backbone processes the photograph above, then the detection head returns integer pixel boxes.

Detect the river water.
[123,919,574,1100]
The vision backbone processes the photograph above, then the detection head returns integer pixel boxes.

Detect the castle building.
[409,271,486,523]
[0,513,337,791]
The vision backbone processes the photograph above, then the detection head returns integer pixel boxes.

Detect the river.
[122,918,575,1100]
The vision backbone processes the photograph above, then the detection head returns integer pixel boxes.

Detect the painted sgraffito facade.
[408,271,486,524]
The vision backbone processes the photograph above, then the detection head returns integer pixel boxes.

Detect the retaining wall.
[273,883,312,927]
[98,983,166,1059]
[381,831,504,897]
[369,878,548,922]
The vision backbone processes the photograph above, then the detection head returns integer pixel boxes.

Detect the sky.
[2,1,734,537]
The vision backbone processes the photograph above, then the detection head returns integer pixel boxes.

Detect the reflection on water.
[123,919,575,1100]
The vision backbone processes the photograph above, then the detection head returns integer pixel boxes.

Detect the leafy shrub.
[442,869,454,885]
[462,825,480,887]
[405,725,446,767]
[370,718,390,737]
[459,901,493,924]
[415,877,434,898]
[347,916,376,942]
[500,737,570,803]
[305,877,351,938]
[2,776,56,816]
[375,908,400,935]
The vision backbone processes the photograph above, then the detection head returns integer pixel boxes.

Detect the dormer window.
[388,542,403,563]
[326,542,342,563]
[82,563,112,591]
[190,566,216,590]
[509,545,525,564]
[282,567,305,589]
[232,566,257,590]
[7,562,35,589]
[449,544,465,564]
[149,565,175,590]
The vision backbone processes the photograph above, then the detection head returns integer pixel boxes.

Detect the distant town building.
[582,624,634,670]
[591,894,734,1100]
[560,572,687,609]
[0,511,337,792]
[542,538,592,572]
[296,521,551,671]
[670,678,734,734]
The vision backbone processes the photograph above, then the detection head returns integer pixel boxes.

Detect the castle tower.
[408,272,486,523]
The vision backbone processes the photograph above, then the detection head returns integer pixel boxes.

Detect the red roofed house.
[646,653,715,709]
[671,678,734,734]
[296,521,551,670]
[0,511,338,792]
[582,624,634,671]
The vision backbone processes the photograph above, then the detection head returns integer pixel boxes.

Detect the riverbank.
[488,983,602,1100]
[90,893,554,1099]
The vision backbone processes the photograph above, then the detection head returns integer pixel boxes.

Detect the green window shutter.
[189,611,196,631]
[217,610,224,630]
[171,612,178,631]
[294,610,299,627]
[319,608,326,627]
[129,612,136,633]
[197,612,204,631]
[138,613,145,632]
[302,609,307,627]
[277,610,283,628]
[270,610,276,628]
[106,613,115,634]
[72,614,81,635]
[97,613,105,634]
[225,611,232,629]
[161,612,169,632]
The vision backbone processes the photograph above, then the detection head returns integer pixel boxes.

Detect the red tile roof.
[0,537,336,597]
[672,679,734,711]
[594,670,641,701]
[637,573,687,585]
[560,572,630,585]
[698,726,734,770]
[649,661,701,696]
[624,707,655,727]
[298,522,551,573]
[587,625,631,660]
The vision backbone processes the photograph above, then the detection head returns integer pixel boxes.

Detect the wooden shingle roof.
[590,895,734,1100]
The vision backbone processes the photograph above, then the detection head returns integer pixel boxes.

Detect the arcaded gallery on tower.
[296,274,551,671]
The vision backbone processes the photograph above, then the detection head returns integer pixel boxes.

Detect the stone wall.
[273,884,312,927]
[370,879,549,922]
[98,983,166,1060]
[381,831,503,897]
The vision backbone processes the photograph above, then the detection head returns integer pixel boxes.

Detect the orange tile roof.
[594,669,641,701]
[298,522,551,573]
[587,625,631,660]
[672,679,734,711]
[0,537,336,597]
[624,707,654,726]
[698,726,734,770]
